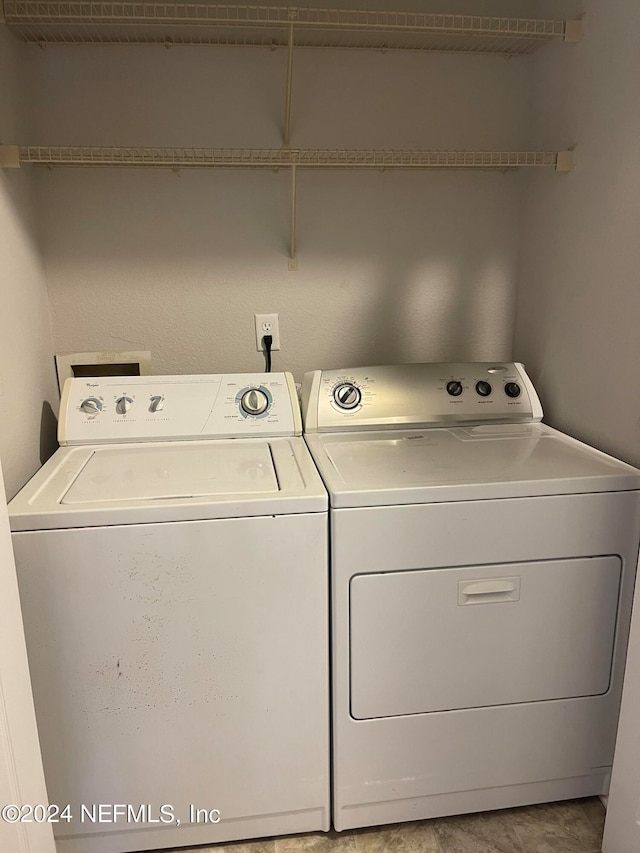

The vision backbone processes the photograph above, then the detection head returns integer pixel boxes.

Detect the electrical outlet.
[254,313,281,352]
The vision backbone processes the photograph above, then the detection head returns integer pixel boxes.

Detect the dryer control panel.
[60,373,301,445]
[302,363,543,432]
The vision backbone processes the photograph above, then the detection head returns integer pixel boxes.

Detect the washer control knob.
[149,395,165,413]
[115,396,134,415]
[476,381,492,397]
[80,397,102,414]
[446,380,463,397]
[505,382,522,399]
[334,383,362,410]
[241,388,269,416]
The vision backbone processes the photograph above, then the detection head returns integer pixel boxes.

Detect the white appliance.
[302,362,640,831]
[602,551,640,852]
[9,373,329,853]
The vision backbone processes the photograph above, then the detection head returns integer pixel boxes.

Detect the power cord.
[262,334,273,373]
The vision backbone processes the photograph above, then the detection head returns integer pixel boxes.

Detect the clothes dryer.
[9,373,329,853]
[302,362,640,830]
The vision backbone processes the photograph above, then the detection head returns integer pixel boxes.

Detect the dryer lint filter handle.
[301,362,543,432]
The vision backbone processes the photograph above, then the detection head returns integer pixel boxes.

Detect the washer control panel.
[302,363,542,432]
[61,373,300,445]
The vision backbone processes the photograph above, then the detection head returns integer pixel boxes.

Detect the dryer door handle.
[458,577,521,605]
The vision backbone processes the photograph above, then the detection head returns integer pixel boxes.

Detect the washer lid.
[305,424,640,507]
[8,437,327,530]
[62,443,278,504]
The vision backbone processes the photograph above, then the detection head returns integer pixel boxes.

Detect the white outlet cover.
[254,314,281,351]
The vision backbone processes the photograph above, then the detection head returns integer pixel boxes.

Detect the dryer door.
[350,557,621,719]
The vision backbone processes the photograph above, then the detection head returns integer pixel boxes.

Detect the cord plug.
[262,334,273,373]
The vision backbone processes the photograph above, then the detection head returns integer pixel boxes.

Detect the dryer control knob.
[241,388,269,416]
[115,396,134,414]
[476,381,492,397]
[80,397,102,414]
[446,381,463,397]
[505,382,522,399]
[333,383,362,410]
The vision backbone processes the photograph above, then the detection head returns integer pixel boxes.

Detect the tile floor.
[162,797,605,853]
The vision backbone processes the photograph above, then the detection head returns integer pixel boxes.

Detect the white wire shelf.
[0,146,574,171]
[1,3,582,54]
[0,144,574,270]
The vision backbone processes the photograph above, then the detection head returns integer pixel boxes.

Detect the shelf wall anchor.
[564,20,584,44]
[0,145,21,169]
[556,150,575,173]
[289,163,298,271]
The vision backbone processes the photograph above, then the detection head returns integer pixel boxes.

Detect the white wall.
[514,0,640,466]
[0,28,58,499]
[29,39,533,379]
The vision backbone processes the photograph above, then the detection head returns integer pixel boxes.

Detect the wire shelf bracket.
[283,21,295,149]
[289,162,298,271]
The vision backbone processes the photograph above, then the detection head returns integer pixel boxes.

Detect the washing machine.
[9,372,329,853]
[301,362,640,831]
